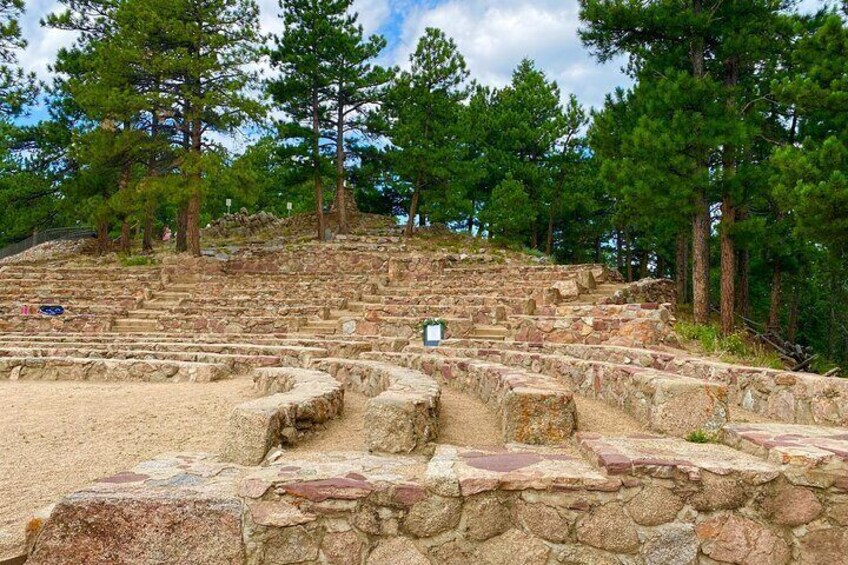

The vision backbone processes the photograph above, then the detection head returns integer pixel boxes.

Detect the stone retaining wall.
[222,368,344,465]
[0,356,227,382]
[312,358,440,453]
[26,444,848,565]
[363,351,576,445]
[403,346,727,437]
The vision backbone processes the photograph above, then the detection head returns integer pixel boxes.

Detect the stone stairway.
[111,276,198,333]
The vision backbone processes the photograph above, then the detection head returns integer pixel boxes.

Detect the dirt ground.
[290,387,503,453]
[0,377,259,557]
[0,379,505,557]
[573,395,647,435]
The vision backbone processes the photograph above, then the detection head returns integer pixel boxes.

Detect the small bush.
[686,429,717,444]
[674,320,785,370]
[119,254,156,267]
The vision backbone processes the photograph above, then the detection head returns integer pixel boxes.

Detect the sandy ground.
[574,395,647,435]
[0,378,258,557]
[290,387,503,453]
[0,380,503,557]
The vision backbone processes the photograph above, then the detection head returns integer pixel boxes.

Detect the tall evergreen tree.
[268,0,349,240]
[382,28,469,237]
[325,4,391,233]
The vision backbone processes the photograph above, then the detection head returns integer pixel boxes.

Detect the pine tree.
[268,0,349,240]
[324,3,391,233]
[489,59,567,249]
[382,28,470,237]
[159,0,263,256]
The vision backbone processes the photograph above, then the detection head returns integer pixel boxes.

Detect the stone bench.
[339,316,478,340]
[722,423,848,488]
[221,368,344,465]
[509,342,848,428]
[0,345,325,372]
[406,344,728,437]
[311,358,440,453]
[0,332,391,356]
[362,351,576,445]
[0,316,115,333]
[0,356,228,382]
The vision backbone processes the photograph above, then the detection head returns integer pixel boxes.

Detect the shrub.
[686,429,717,444]
[119,254,156,267]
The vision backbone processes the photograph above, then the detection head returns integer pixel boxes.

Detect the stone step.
[469,325,508,340]
[126,310,168,318]
[722,423,848,488]
[578,433,779,481]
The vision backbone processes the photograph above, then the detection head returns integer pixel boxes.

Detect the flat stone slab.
[241,451,427,504]
[579,433,779,484]
[27,454,247,565]
[221,368,344,466]
[723,423,848,488]
[426,444,617,497]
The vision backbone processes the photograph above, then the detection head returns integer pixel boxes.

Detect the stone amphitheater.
[1,218,847,565]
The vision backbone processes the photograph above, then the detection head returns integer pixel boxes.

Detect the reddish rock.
[764,484,822,526]
[28,495,244,565]
[576,503,639,554]
[798,527,848,565]
[696,514,790,565]
[283,477,374,502]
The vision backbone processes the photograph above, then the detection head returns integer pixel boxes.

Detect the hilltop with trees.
[0,0,846,364]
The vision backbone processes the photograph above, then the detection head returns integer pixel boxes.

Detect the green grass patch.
[686,429,718,444]
[119,254,157,267]
[675,320,785,370]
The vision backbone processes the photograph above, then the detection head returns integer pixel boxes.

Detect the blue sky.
[15,0,833,135]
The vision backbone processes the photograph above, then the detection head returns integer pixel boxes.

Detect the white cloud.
[19,0,77,81]
[391,0,628,110]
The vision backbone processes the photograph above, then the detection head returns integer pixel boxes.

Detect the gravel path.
[0,378,258,557]
[289,387,502,453]
[573,395,647,435]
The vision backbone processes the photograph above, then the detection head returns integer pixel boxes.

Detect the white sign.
[287,202,293,211]
[425,325,442,343]
[225,198,232,207]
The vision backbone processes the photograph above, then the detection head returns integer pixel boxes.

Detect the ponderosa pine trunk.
[142,212,153,254]
[334,87,348,234]
[616,229,623,274]
[186,117,203,257]
[639,249,649,279]
[405,175,421,238]
[625,230,633,282]
[690,0,711,325]
[787,279,800,342]
[675,231,688,305]
[120,219,131,254]
[96,220,110,256]
[176,204,188,252]
[546,204,555,255]
[720,57,739,335]
[312,90,325,241]
[735,207,750,317]
[692,192,711,325]
[720,195,735,334]
[768,264,783,334]
[187,191,201,257]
